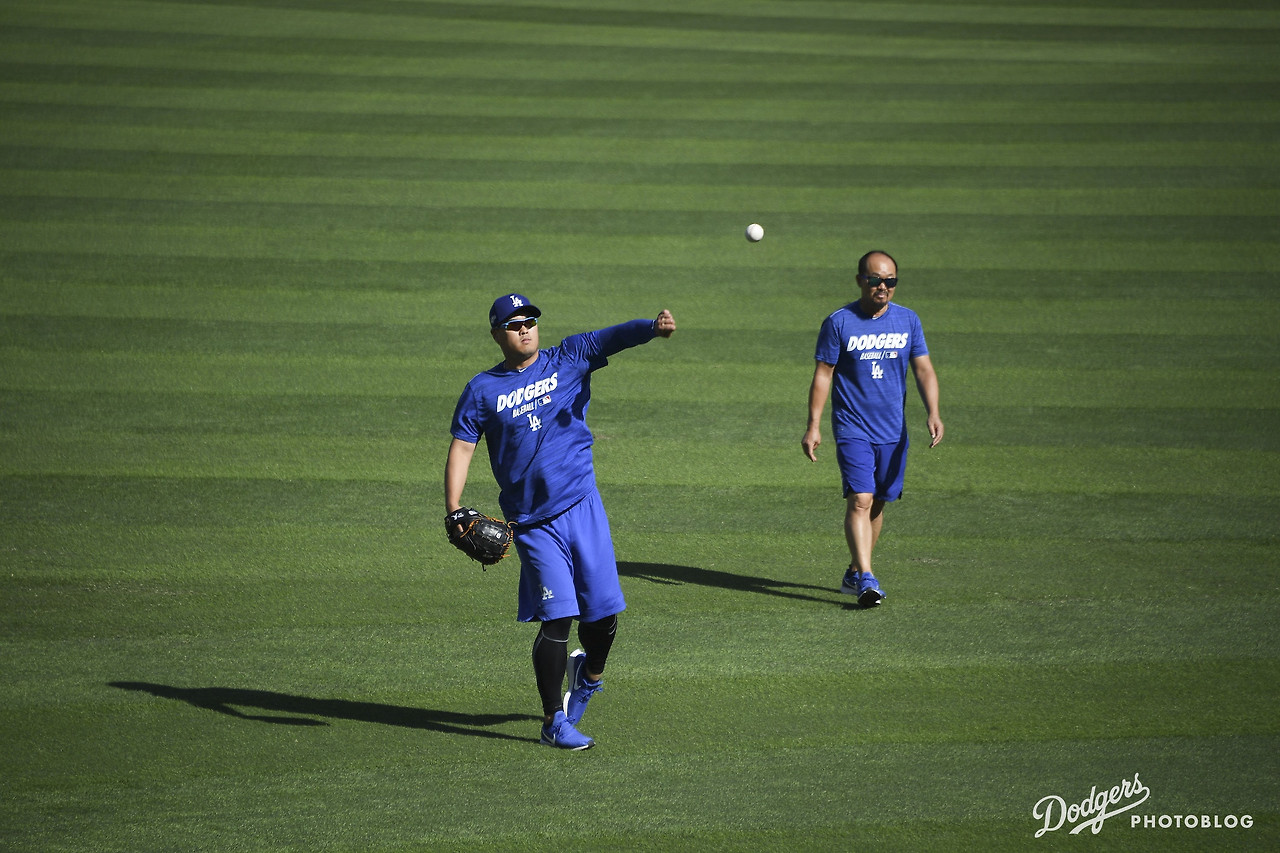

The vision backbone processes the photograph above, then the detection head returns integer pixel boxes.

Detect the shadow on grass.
[109,681,538,741]
[618,561,847,607]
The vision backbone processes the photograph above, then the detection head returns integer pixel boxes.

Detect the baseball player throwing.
[446,293,676,749]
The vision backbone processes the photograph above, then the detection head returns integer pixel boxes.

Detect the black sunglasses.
[861,275,897,289]
[500,316,538,332]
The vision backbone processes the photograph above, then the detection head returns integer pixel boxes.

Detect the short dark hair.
[857,250,897,277]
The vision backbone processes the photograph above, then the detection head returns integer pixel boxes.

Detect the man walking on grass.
[802,251,943,607]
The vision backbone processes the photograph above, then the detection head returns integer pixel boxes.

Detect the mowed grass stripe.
[27,0,1276,44]
[8,80,1279,126]
[6,521,1275,616]
[607,485,1280,543]
[7,314,1279,366]
[6,429,1275,497]
[5,23,1272,84]
[5,476,1276,546]
[8,119,1280,167]
[7,639,1275,746]
[0,23,1269,89]
[4,348,1277,409]
[9,392,1275,456]
[5,223,1277,271]
[1,254,1275,302]
[0,348,474,397]
[6,46,1280,100]
[8,169,1279,218]
[6,198,1280,244]
[3,523,456,584]
[10,521,1276,614]
[0,390,453,439]
[8,0,1277,46]
[2,106,1267,180]
[3,299,1277,364]
[8,0,1279,42]
[8,59,1280,107]
[8,102,1277,144]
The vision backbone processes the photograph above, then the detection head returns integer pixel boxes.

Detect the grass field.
[3,0,1279,850]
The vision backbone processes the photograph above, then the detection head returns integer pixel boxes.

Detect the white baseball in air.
[745,223,764,242]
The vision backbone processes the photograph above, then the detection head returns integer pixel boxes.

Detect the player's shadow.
[618,561,838,606]
[109,681,538,741]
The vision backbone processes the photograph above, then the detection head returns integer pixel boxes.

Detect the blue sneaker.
[563,648,603,725]
[857,571,884,607]
[540,710,594,750]
[839,567,885,607]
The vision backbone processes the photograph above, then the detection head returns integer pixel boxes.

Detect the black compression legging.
[531,614,618,717]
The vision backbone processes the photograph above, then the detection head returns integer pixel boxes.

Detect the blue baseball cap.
[489,293,541,328]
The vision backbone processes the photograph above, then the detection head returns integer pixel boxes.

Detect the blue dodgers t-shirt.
[814,302,928,445]
[451,319,656,525]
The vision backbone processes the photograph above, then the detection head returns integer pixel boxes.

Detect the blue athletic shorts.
[835,434,908,501]
[513,488,626,623]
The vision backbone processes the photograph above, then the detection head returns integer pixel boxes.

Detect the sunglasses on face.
[500,316,538,332]
[861,275,897,289]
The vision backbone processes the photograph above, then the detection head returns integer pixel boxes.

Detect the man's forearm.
[807,366,833,428]
[444,438,476,512]
[592,318,657,358]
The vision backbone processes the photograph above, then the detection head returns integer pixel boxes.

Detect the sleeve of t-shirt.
[559,319,656,369]
[450,382,484,443]
[814,313,841,365]
[909,313,928,359]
